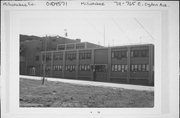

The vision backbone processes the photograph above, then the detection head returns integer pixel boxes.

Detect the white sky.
[20,11,161,46]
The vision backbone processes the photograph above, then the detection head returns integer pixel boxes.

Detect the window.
[134,65,138,71]
[102,65,106,72]
[122,65,125,72]
[138,64,141,71]
[65,54,68,60]
[112,50,127,59]
[58,65,63,71]
[131,49,149,58]
[68,65,70,71]
[35,56,39,61]
[54,55,58,60]
[112,65,114,71]
[45,54,51,61]
[131,65,134,71]
[112,64,127,72]
[79,52,91,60]
[87,65,90,71]
[134,50,139,57]
[82,65,84,70]
[142,50,148,57]
[70,65,73,71]
[112,52,114,58]
[121,51,126,58]
[58,66,60,71]
[114,65,118,71]
[42,54,45,61]
[84,65,87,71]
[79,65,81,71]
[79,53,82,59]
[73,54,76,59]
[118,65,121,71]
[71,65,73,71]
[58,45,65,50]
[117,52,121,59]
[59,54,63,60]
[65,65,75,72]
[73,65,75,71]
[87,53,91,59]
[69,54,72,60]
[146,64,149,71]
[131,51,134,57]
[82,53,85,59]
[96,66,100,71]
[114,52,118,58]
[65,66,68,71]
[66,53,76,61]
[54,53,63,60]
[130,64,150,72]
[125,65,128,71]
[142,64,146,71]
[79,64,91,71]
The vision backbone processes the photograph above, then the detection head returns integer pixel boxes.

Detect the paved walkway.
[20,75,154,91]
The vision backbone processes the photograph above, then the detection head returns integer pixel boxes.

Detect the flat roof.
[41,43,154,53]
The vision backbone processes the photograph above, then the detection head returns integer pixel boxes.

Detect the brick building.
[20,34,82,75]
[20,34,154,86]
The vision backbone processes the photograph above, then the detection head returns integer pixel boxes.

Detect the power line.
[83,18,103,45]
[133,18,155,40]
[112,18,131,42]
[104,24,105,46]
[83,18,103,35]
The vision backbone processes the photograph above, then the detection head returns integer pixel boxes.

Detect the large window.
[95,65,106,72]
[131,49,149,58]
[79,52,91,60]
[46,55,51,61]
[76,43,85,49]
[53,65,63,71]
[111,64,128,72]
[131,64,149,72]
[54,53,63,60]
[58,45,65,50]
[65,65,76,72]
[42,54,51,61]
[66,53,76,61]
[66,44,75,50]
[79,64,90,71]
[111,50,127,59]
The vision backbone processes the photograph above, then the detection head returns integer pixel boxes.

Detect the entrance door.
[94,64,107,82]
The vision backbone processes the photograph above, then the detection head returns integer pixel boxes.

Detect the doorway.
[93,64,107,82]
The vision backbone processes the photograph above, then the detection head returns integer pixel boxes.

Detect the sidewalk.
[20,75,154,91]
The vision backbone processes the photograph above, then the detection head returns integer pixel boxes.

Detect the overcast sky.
[20,11,161,47]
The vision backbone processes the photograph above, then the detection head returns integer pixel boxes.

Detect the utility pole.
[113,39,114,46]
[42,35,47,85]
[103,24,105,46]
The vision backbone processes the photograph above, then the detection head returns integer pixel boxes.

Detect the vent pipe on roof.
[76,39,81,43]
[64,29,68,37]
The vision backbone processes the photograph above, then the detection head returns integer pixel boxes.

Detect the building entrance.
[93,64,107,82]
